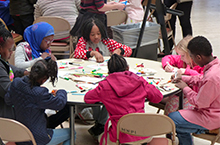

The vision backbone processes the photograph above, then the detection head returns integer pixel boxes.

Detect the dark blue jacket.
[5,76,67,145]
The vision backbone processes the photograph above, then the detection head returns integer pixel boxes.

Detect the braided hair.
[108,54,128,74]
[29,58,58,87]
[0,27,13,47]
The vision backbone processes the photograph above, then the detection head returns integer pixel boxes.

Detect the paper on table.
[69,76,104,84]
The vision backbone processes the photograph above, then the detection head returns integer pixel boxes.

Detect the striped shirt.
[80,0,107,14]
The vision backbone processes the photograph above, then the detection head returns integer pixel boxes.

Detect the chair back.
[164,3,178,22]
[0,117,37,145]
[116,113,176,145]
[106,10,128,27]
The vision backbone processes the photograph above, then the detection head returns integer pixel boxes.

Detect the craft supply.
[160,80,171,86]
[136,63,144,67]
[71,93,85,95]
[69,62,81,66]
[91,68,101,72]
[59,76,69,80]
[59,66,68,69]
[69,66,84,70]
[147,77,164,80]
[67,91,77,93]
[153,79,160,85]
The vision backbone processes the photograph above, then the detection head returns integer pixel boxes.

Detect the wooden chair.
[0,18,23,45]
[0,117,37,145]
[193,128,220,145]
[105,10,128,27]
[33,16,74,57]
[148,3,178,53]
[116,113,176,145]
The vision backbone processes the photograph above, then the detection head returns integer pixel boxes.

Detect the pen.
[59,76,69,80]
[69,66,84,70]
[69,62,81,66]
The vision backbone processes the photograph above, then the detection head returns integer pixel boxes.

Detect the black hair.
[108,54,128,74]
[0,27,13,47]
[81,18,107,41]
[29,59,58,87]
[187,36,212,56]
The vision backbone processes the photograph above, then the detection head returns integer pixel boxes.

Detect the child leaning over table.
[73,18,132,63]
[161,35,204,115]
[84,54,163,145]
[5,59,70,145]
[168,36,220,145]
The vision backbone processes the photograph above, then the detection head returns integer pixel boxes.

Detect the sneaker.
[88,122,105,137]
[77,108,95,125]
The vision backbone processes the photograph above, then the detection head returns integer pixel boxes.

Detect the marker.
[91,68,101,72]
[59,66,68,69]
[71,93,85,95]
[147,77,164,80]
[160,80,171,86]
[69,66,83,70]
[69,62,81,66]
[67,91,77,93]
[82,69,85,74]
[39,53,42,55]
[59,76,69,80]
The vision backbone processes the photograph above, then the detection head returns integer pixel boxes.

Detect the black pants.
[11,13,34,36]
[164,0,193,51]
[47,104,70,129]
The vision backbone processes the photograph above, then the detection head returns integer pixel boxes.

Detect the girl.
[161,35,204,115]
[14,22,56,69]
[73,18,132,62]
[4,59,70,145]
[84,54,163,145]
[0,27,29,119]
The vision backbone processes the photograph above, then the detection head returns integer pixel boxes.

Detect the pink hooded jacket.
[84,71,163,144]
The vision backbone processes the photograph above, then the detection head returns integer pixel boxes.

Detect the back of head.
[81,18,107,41]
[175,35,193,53]
[29,58,58,87]
[108,54,128,74]
[0,27,12,47]
[187,36,212,56]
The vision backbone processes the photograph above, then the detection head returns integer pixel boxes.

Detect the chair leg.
[156,109,161,114]
[158,39,162,53]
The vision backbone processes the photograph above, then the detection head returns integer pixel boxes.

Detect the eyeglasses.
[44,39,54,44]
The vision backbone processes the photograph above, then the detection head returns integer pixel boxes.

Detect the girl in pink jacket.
[84,54,163,145]
[161,36,204,115]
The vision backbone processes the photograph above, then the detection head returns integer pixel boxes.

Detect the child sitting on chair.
[5,59,70,145]
[73,18,132,63]
[84,54,163,145]
[169,36,220,145]
[161,35,204,115]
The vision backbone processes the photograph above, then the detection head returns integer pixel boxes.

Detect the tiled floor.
[62,0,220,144]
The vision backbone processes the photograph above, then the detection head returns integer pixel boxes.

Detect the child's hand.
[23,70,30,76]
[41,52,50,59]
[174,80,188,89]
[165,62,175,72]
[113,48,122,55]
[51,89,58,96]
[50,54,57,61]
[91,51,104,63]
[107,1,116,4]
[171,69,182,83]
[115,3,126,10]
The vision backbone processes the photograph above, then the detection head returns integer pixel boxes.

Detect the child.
[169,36,220,145]
[15,22,56,69]
[4,59,70,145]
[73,18,132,63]
[0,27,29,119]
[84,54,163,145]
[161,35,204,115]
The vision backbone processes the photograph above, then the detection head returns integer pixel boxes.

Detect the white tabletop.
[43,57,180,104]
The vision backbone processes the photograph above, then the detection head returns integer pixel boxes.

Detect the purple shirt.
[179,58,220,130]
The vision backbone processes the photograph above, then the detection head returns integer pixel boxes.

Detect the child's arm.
[162,55,184,71]
[184,65,204,76]
[98,3,126,12]
[141,77,163,103]
[84,85,101,104]
[73,37,89,60]
[105,38,132,57]
[37,88,67,111]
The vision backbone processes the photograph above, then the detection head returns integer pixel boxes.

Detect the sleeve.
[75,0,81,11]
[34,2,41,19]
[0,66,11,99]
[106,39,132,57]
[184,65,204,76]
[183,81,219,109]
[95,0,105,9]
[84,84,102,104]
[161,55,184,69]
[73,37,89,60]
[37,89,67,111]
[14,44,43,69]
[10,64,26,78]
[141,77,163,103]
[182,75,203,86]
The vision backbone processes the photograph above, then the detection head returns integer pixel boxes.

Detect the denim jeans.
[168,111,208,145]
[47,128,70,145]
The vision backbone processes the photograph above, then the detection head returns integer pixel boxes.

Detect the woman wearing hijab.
[14,22,56,69]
